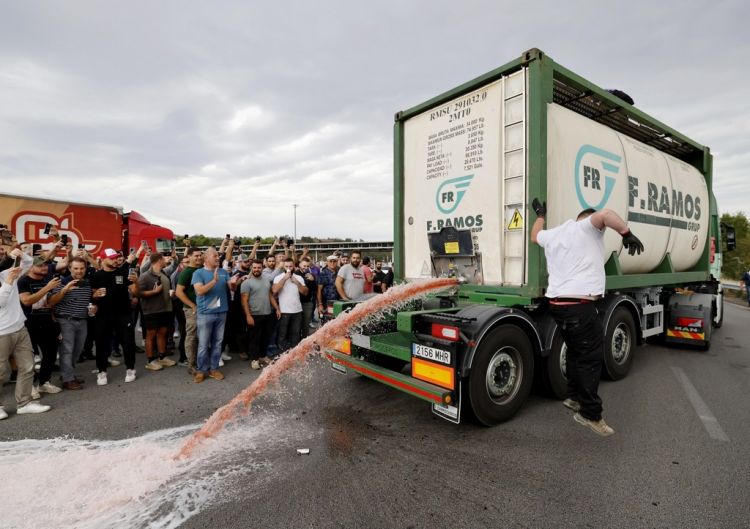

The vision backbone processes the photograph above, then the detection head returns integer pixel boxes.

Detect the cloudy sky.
[1,1,748,240]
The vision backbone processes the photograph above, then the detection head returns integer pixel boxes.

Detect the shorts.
[142,311,173,330]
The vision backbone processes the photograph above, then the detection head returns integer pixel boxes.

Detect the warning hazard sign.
[507,209,524,230]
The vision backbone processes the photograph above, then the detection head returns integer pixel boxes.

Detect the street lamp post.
[293,203,299,245]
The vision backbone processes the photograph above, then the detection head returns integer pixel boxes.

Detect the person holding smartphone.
[0,247,51,418]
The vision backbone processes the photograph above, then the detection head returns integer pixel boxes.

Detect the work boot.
[208,370,225,381]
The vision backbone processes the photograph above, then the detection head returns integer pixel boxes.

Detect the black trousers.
[276,312,301,353]
[549,301,604,421]
[246,314,274,361]
[25,315,59,385]
[95,312,135,372]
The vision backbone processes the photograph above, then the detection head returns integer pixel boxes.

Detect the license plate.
[412,343,451,365]
[330,361,347,374]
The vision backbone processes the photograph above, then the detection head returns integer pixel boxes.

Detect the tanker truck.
[325,48,735,426]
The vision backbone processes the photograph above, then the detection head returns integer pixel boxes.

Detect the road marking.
[671,367,729,442]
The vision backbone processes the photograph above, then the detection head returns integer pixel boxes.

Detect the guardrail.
[722,283,742,292]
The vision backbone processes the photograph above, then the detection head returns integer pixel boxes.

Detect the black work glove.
[621,230,644,256]
[531,198,546,218]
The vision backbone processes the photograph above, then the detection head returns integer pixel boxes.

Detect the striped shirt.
[50,276,92,318]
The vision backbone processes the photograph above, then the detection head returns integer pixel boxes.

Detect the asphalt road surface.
[2,300,749,529]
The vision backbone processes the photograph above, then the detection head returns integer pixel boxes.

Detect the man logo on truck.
[436,174,474,214]
[574,145,621,210]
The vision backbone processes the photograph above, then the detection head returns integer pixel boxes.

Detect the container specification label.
[403,80,505,283]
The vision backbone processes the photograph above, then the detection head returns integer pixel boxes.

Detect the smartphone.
[129,247,135,254]
[234,237,241,245]
[78,243,85,249]
[61,234,68,245]
[78,279,89,288]
[32,243,42,254]
[255,236,261,242]
[226,233,231,240]
[141,240,147,246]
[184,234,189,239]
[287,239,294,246]
[43,223,52,235]
[128,267,137,276]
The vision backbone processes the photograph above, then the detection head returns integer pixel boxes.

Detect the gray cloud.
[1,0,748,241]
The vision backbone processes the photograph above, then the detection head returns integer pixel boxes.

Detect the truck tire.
[603,307,635,381]
[467,325,534,426]
[540,331,568,400]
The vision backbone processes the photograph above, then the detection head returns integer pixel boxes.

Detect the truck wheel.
[468,325,534,426]
[603,307,635,381]
[540,331,568,400]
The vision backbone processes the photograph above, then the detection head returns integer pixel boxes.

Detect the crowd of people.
[0,225,393,420]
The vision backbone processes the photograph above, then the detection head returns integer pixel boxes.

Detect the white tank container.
[547,104,708,273]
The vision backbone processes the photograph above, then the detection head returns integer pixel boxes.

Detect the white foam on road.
[671,366,730,442]
[0,416,285,529]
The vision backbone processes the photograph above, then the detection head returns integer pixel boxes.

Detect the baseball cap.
[99,248,119,259]
[237,253,249,262]
[33,256,47,266]
[326,254,338,261]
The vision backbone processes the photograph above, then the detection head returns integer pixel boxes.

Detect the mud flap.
[431,378,461,424]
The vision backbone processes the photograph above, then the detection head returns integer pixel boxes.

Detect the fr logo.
[436,175,474,214]
[574,145,621,210]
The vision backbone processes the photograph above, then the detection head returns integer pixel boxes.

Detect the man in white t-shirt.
[272,257,309,353]
[531,198,643,437]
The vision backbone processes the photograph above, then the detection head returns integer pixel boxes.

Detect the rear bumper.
[325,350,454,406]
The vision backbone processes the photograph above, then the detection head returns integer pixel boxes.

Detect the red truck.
[0,193,175,256]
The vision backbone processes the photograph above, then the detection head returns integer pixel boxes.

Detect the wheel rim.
[611,324,631,365]
[485,347,521,402]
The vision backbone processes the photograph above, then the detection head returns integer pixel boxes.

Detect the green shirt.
[177,266,198,304]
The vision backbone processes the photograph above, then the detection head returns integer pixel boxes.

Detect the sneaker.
[158,357,177,367]
[17,402,51,415]
[97,372,108,386]
[31,385,41,400]
[193,372,206,383]
[250,360,261,370]
[221,352,232,361]
[34,354,42,363]
[208,370,225,381]
[145,360,164,371]
[573,413,614,437]
[39,382,62,394]
[124,369,137,383]
[218,359,225,367]
[108,358,121,367]
[562,398,581,412]
[62,380,82,390]
[0,406,7,420]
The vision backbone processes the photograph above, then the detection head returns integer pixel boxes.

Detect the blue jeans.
[196,312,227,373]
